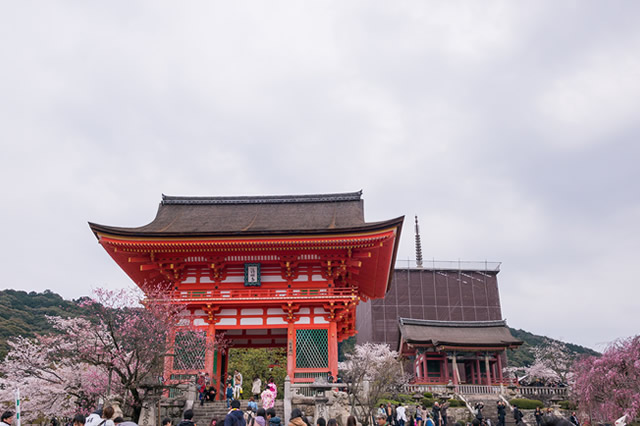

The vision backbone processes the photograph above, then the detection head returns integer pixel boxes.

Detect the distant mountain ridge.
[507,327,600,367]
[0,289,600,366]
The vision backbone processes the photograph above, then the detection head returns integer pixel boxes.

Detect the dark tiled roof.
[89,191,402,238]
[399,318,523,347]
[161,191,363,205]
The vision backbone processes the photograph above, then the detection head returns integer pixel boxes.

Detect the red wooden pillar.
[443,354,450,383]
[422,355,428,382]
[213,349,222,400]
[287,322,295,381]
[475,355,482,385]
[204,322,216,376]
[328,322,338,379]
[164,328,176,387]
[496,351,504,383]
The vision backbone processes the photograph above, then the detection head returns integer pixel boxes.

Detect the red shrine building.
[356,217,523,386]
[89,191,403,388]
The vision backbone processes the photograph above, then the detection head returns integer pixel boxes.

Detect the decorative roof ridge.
[399,318,507,328]
[161,190,363,205]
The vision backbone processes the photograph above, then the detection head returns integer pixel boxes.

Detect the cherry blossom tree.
[0,287,220,423]
[340,343,409,426]
[60,287,194,422]
[572,335,640,423]
[0,328,111,422]
[523,339,574,384]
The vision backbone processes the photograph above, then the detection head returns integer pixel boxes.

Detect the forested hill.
[0,289,600,366]
[507,327,600,367]
[0,289,86,358]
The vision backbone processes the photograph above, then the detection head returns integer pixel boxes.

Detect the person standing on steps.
[496,401,506,426]
[474,403,484,423]
[261,382,277,410]
[226,383,234,408]
[233,370,244,400]
[513,406,524,426]
[252,376,262,400]
[248,398,258,413]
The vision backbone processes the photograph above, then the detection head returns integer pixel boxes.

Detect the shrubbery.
[509,398,544,409]
[422,398,435,407]
[378,397,464,409]
[559,401,577,410]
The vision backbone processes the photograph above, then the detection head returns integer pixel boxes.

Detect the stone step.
[192,400,284,425]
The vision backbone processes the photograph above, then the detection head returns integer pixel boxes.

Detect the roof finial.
[415,215,423,269]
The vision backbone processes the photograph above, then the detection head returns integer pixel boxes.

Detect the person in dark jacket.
[534,408,543,426]
[177,410,196,426]
[440,402,449,426]
[266,409,281,426]
[432,403,441,426]
[569,413,579,426]
[497,401,506,426]
[225,401,246,426]
[226,384,234,408]
[474,403,484,422]
[513,406,524,426]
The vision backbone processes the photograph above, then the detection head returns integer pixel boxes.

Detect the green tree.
[228,348,287,399]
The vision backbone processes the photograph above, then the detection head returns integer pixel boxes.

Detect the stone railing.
[403,383,569,398]
[403,384,453,395]
[518,386,569,398]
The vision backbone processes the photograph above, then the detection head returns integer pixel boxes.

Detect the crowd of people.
[195,370,279,411]
[0,367,586,426]
[375,401,450,426]
[183,402,358,426]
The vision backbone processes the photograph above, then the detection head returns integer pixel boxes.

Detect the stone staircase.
[192,400,284,426]
[462,395,519,426]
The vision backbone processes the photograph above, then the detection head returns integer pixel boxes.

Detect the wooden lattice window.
[295,329,328,369]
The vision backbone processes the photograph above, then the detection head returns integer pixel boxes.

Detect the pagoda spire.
[415,215,423,268]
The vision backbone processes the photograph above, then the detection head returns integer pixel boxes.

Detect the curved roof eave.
[88,216,404,241]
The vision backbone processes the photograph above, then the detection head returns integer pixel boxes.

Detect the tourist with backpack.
[513,406,524,426]
[225,401,247,426]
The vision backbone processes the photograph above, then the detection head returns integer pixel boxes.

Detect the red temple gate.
[89,191,403,393]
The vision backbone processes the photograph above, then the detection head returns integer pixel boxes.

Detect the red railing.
[162,287,359,304]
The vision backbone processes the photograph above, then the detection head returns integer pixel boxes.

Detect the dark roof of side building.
[89,191,404,238]
[398,318,523,348]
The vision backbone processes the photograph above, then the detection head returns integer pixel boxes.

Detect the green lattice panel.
[173,330,206,370]
[296,329,328,369]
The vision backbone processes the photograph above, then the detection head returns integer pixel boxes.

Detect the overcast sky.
[1,2,638,351]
